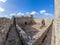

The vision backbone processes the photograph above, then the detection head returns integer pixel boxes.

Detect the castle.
[0,0,60,45]
[0,15,53,45]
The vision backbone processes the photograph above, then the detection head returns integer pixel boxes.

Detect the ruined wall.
[0,17,11,31]
[33,18,53,26]
[33,18,43,24]
[32,20,53,45]
[0,17,11,25]
[44,18,53,26]
[15,16,33,26]
[0,16,54,45]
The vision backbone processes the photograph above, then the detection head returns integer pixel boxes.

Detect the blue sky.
[0,0,54,18]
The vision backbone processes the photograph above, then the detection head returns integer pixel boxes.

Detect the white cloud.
[40,10,46,14]
[40,10,53,16]
[0,0,7,3]
[0,7,4,12]
[10,13,16,16]
[0,15,8,17]
[10,12,24,17]
[44,13,52,16]
[30,11,37,15]
[17,12,24,16]
[10,11,39,17]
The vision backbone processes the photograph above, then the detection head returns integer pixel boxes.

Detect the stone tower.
[52,0,60,45]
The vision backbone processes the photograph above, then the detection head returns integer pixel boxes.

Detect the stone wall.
[33,18,44,24]
[32,20,53,45]
[0,17,11,25]
[15,16,33,26]
[52,0,60,45]
[44,18,53,26]
[0,16,53,45]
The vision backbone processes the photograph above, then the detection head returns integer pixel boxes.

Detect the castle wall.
[0,17,11,25]
[15,16,33,26]
[44,19,53,26]
[32,21,53,45]
[52,0,60,45]
[33,18,43,24]
[33,18,53,26]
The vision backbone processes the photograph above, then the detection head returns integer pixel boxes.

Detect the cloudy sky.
[0,0,54,18]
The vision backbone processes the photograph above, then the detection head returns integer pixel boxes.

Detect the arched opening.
[25,22,27,25]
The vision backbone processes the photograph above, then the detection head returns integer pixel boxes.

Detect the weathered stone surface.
[42,23,53,45]
[5,25,22,45]
[31,21,53,45]
[0,16,53,45]
[52,0,60,45]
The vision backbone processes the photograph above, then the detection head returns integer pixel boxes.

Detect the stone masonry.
[1,0,60,45]
[0,16,53,45]
[51,0,60,45]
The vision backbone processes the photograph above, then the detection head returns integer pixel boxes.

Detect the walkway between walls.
[16,20,53,45]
